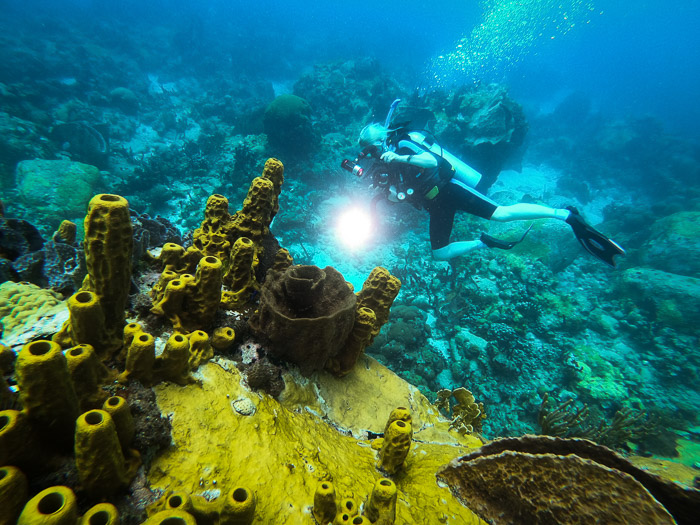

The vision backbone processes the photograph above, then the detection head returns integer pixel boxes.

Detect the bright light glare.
[336,207,373,250]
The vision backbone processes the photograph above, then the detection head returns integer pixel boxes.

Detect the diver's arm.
[432,240,486,261]
[381,151,438,169]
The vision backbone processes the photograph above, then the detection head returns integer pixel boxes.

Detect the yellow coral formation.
[150,355,483,524]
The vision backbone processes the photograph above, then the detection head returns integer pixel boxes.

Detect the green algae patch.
[150,355,484,524]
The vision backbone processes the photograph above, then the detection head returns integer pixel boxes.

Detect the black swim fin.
[565,206,625,267]
[480,224,533,250]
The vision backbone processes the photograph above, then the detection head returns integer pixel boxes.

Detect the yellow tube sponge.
[338,498,358,517]
[158,242,203,275]
[155,333,192,385]
[65,344,109,411]
[356,267,401,344]
[142,510,197,525]
[364,478,397,525]
[313,480,337,525]
[211,326,236,351]
[193,194,233,261]
[151,256,223,333]
[189,255,223,330]
[15,340,80,449]
[229,177,275,245]
[150,270,178,305]
[261,157,284,217]
[220,486,256,525]
[81,503,119,525]
[53,291,111,355]
[17,485,78,525]
[384,407,412,438]
[102,396,134,450]
[377,419,412,475]
[187,330,213,370]
[81,194,133,351]
[74,409,129,497]
[118,331,156,384]
[327,306,376,377]
[222,237,257,308]
[0,465,28,525]
[150,274,196,331]
[0,410,43,471]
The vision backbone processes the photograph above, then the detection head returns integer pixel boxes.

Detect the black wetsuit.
[387,132,499,250]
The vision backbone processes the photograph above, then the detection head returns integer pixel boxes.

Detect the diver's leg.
[490,203,570,222]
[432,240,485,261]
[429,183,487,261]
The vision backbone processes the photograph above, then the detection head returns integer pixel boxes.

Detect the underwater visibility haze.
[1,0,700,523]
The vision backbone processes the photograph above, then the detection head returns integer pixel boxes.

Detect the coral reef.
[15,159,104,229]
[263,94,315,157]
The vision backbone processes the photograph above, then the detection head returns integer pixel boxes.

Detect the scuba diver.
[341,102,625,266]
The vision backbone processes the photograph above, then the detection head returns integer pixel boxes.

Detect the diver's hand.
[380,151,401,163]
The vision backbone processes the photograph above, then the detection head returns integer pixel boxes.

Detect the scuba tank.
[383,99,483,189]
[406,131,482,189]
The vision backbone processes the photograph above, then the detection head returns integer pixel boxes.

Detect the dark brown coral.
[437,435,700,525]
[248,265,357,375]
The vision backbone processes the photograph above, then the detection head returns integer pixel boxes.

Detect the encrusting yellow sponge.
[15,340,80,450]
[0,465,28,525]
[364,478,397,525]
[17,485,78,525]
